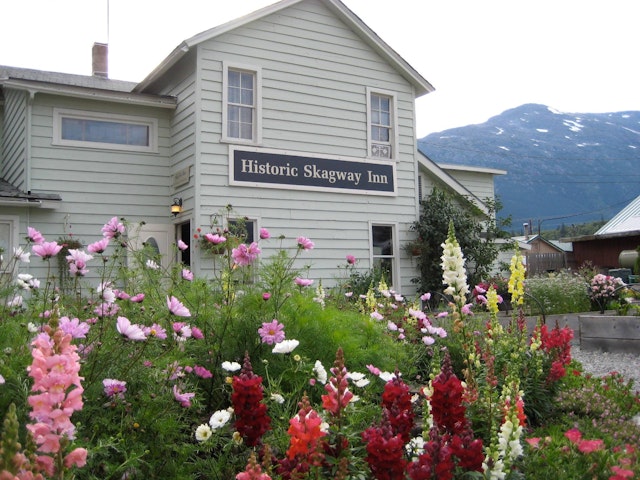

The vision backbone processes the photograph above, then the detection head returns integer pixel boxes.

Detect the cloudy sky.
[2,0,639,136]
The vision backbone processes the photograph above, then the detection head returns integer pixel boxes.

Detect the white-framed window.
[0,216,20,279]
[227,217,257,244]
[370,223,398,288]
[222,63,262,144]
[367,88,397,160]
[52,108,158,152]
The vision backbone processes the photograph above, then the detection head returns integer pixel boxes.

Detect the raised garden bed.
[579,315,640,353]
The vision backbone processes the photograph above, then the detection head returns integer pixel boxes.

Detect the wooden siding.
[442,169,496,203]
[1,89,27,189]
[188,0,420,292]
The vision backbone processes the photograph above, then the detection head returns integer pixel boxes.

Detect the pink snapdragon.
[101,216,125,239]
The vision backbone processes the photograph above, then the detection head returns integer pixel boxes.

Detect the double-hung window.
[367,88,397,160]
[223,63,262,144]
[371,223,397,287]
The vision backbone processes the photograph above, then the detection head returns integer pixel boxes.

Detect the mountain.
[418,104,639,232]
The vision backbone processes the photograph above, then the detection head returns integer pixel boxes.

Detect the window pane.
[229,85,241,104]
[62,117,149,146]
[373,258,393,285]
[228,70,240,87]
[372,225,393,255]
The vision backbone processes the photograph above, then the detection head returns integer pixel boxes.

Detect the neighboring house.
[511,234,572,275]
[0,0,500,295]
[565,194,640,274]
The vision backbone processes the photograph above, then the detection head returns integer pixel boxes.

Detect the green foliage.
[524,271,592,315]
[410,187,512,294]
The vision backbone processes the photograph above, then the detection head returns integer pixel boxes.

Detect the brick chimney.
[92,42,108,78]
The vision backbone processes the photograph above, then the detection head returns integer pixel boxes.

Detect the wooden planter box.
[579,315,640,353]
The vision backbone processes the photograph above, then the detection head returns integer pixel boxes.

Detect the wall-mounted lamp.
[171,198,183,216]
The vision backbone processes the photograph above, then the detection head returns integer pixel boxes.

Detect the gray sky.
[2,0,639,136]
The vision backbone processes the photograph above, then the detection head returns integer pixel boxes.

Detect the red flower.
[231,352,271,447]
[430,352,469,435]
[564,428,582,444]
[362,414,407,480]
[285,396,327,461]
[321,348,353,419]
[577,439,604,454]
[381,374,415,443]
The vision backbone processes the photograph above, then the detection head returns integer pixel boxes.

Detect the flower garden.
[0,217,639,479]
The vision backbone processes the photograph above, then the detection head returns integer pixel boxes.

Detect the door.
[130,223,174,271]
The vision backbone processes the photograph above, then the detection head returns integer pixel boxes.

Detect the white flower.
[16,273,33,290]
[313,360,328,384]
[146,259,160,270]
[195,424,212,442]
[27,322,39,333]
[0,374,5,384]
[13,247,30,263]
[221,361,241,372]
[270,393,285,404]
[378,371,396,382]
[209,409,231,429]
[7,295,23,308]
[272,339,299,354]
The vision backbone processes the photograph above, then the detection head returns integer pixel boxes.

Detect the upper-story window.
[53,108,158,152]
[222,63,262,144]
[367,88,397,160]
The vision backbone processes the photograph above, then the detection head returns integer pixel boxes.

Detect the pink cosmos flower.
[204,233,226,244]
[258,319,286,345]
[167,295,191,317]
[259,228,271,239]
[297,236,314,250]
[59,317,90,339]
[193,365,213,379]
[87,238,109,254]
[262,292,271,301]
[130,293,145,303]
[116,316,147,341]
[177,239,188,251]
[420,292,431,302]
[370,311,384,321]
[66,249,93,276]
[182,268,194,281]
[525,437,541,449]
[422,336,435,345]
[191,326,204,339]
[101,217,125,239]
[116,290,131,300]
[346,254,356,265]
[103,378,127,399]
[173,385,195,408]
[367,364,381,376]
[27,226,45,244]
[143,323,167,339]
[294,277,314,287]
[32,241,63,259]
[172,322,192,341]
[232,242,261,266]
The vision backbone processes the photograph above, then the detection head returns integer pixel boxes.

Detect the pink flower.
[103,378,127,399]
[259,228,271,239]
[167,295,191,317]
[564,428,582,444]
[59,316,90,339]
[294,277,314,287]
[143,323,167,339]
[204,233,226,244]
[422,336,435,345]
[130,293,145,303]
[116,316,147,341]
[610,466,635,478]
[101,216,125,239]
[232,242,261,266]
[525,437,541,449]
[32,241,63,259]
[173,322,192,341]
[346,254,356,264]
[66,249,93,276]
[177,239,188,251]
[87,238,109,254]
[367,364,381,375]
[193,365,213,379]
[370,311,384,321]
[461,303,473,315]
[27,226,45,244]
[64,447,88,469]
[420,292,431,301]
[577,439,604,454]
[182,268,194,281]
[191,326,204,339]
[173,385,195,408]
[297,236,314,250]
[258,319,286,345]
[262,292,271,301]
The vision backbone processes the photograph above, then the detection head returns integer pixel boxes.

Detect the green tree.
[409,187,512,295]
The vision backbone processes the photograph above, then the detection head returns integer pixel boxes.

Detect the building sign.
[230,147,396,195]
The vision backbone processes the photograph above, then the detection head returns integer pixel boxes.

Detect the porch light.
[171,198,183,216]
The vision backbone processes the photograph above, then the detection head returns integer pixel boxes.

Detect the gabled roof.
[595,194,640,235]
[417,151,490,215]
[134,0,434,96]
[511,234,572,252]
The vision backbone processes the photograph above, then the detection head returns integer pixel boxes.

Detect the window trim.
[366,87,398,161]
[222,62,262,145]
[0,216,20,277]
[52,108,158,153]
[369,222,399,289]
